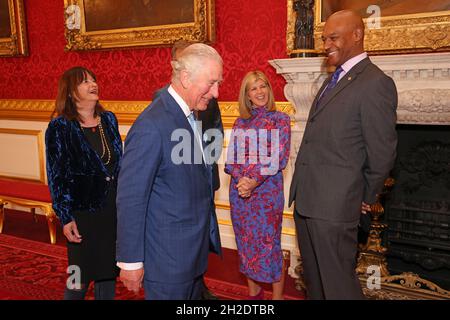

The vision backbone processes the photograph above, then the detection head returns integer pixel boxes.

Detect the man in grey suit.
[289,10,397,299]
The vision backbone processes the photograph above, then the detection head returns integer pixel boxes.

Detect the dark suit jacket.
[154,88,224,191]
[197,98,224,191]
[116,87,221,284]
[45,111,122,225]
[289,58,397,223]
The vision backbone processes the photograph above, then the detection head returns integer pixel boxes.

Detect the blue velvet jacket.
[45,111,123,225]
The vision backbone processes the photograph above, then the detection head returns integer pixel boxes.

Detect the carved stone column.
[269,58,330,174]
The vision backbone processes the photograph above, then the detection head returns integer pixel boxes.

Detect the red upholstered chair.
[0,178,57,244]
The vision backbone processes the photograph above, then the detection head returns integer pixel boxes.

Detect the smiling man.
[289,10,398,299]
[116,43,223,300]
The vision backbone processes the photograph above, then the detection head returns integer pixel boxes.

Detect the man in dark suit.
[173,40,224,300]
[289,10,397,299]
[171,40,224,195]
[116,43,223,300]
[154,41,224,299]
[196,97,223,300]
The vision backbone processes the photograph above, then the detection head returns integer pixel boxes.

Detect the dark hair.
[51,66,104,120]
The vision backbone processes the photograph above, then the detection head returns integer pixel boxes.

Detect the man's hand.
[119,268,144,294]
[236,177,258,198]
[63,221,82,243]
[361,202,372,214]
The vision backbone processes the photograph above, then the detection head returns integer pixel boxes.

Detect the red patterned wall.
[0,0,288,102]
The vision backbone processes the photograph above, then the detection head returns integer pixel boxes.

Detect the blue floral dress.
[225,106,291,282]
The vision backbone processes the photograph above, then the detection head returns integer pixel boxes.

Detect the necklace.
[97,116,111,165]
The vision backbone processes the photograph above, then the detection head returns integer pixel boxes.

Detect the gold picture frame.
[0,0,28,57]
[63,0,215,51]
[287,0,450,55]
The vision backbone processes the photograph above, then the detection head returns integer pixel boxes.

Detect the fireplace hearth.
[385,125,450,289]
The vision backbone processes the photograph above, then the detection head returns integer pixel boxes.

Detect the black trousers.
[294,211,364,300]
[64,279,116,300]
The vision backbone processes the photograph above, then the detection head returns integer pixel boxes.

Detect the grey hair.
[171,43,223,81]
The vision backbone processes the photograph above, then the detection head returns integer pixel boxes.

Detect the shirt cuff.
[117,262,144,270]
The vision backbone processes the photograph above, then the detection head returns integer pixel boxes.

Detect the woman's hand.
[63,221,82,243]
[236,177,258,198]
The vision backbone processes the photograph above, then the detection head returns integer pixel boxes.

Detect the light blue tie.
[187,112,206,164]
[187,112,200,142]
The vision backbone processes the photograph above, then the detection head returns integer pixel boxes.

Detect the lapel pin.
[348,76,352,81]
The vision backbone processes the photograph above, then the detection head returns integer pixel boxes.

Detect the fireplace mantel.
[270,52,450,163]
[270,52,450,126]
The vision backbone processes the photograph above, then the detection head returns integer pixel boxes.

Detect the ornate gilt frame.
[287,0,450,55]
[0,99,295,127]
[63,0,215,51]
[0,0,28,56]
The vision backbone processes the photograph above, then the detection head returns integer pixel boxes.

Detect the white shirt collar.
[341,52,368,75]
[167,85,192,118]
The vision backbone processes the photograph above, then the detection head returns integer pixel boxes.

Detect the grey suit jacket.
[289,58,397,223]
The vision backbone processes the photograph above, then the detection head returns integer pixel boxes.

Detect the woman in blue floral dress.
[225,71,291,300]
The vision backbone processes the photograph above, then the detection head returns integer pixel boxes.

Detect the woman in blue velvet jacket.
[45,66,122,300]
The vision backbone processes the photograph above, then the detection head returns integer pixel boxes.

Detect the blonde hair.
[238,71,276,119]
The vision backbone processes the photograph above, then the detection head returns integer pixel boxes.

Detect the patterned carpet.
[0,233,302,300]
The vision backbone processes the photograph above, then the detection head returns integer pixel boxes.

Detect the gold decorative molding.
[0,99,295,127]
[360,273,450,300]
[286,0,320,56]
[0,128,46,183]
[64,0,215,51]
[0,0,28,57]
[286,0,297,56]
[287,0,450,55]
[311,1,450,55]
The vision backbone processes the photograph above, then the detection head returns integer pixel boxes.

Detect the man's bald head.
[329,10,365,35]
[321,10,365,67]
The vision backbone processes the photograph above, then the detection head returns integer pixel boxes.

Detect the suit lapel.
[310,58,372,119]
[160,89,211,183]
[309,79,330,118]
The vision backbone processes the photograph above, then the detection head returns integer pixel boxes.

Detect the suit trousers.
[144,275,204,300]
[294,211,364,300]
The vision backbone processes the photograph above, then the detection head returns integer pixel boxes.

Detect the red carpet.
[0,209,304,300]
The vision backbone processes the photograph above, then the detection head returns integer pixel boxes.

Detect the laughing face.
[75,73,99,105]
[184,58,223,111]
[247,78,269,108]
[321,15,362,67]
